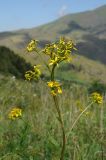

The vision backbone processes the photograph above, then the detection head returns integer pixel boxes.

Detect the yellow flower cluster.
[90,92,103,104]
[27,40,38,52]
[47,81,62,96]
[43,37,77,66]
[8,107,22,120]
[25,65,41,81]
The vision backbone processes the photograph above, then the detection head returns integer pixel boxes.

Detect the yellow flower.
[27,40,38,52]
[57,87,62,94]
[25,65,41,81]
[47,81,54,87]
[51,90,57,96]
[47,81,60,87]
[8,107,22,120]
[43,37,77,66]
[25,71,33,81]
[47,81,62,96]
[33,65,41,76]
[49,57,59,66]
[90,92,103,104]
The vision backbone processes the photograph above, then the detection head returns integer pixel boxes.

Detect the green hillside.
[55,55,106,84]
[0,46,31,78]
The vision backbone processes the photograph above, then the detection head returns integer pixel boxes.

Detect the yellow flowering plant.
[25,65,41,81]
[47,81,62,96]
[90,92,103,104]
[43,37,76,67]
[25,37,77,160]
[27,40,38,52]
[8,107,22,120]
[24,37,103,160]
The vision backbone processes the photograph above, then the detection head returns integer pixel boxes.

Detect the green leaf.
[48,136,59,147]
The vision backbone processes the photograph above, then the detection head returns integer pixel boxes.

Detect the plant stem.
[67,102,93,137]
[53,96,66,160]
[51,64,56,81]
[51,65,66,160]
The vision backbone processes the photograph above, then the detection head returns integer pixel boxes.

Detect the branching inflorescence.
[8,37,103,160]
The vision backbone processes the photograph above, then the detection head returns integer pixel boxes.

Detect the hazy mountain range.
[0,5,106,83]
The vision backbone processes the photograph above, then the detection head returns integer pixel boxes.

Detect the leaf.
[48,136,59,147]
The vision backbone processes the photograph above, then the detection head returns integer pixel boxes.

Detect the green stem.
[36,47,66,159]
[51,64,56,81]
[67,102,94,137]
[53,96,66,160]
[51,65,66,160]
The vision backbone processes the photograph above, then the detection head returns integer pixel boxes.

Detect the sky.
[0,0,106,32]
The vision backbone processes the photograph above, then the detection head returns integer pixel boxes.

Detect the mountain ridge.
[0,5,106,65]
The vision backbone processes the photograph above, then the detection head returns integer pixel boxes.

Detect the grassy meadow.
[0,75,106,160]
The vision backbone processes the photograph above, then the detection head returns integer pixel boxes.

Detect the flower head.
[43,37,77,66]
[47,81,62,96]
[90,92,103,104]
[8,107,22,120]
[49,56,59,66]
[25,65,41,81]
[27,40,38,52]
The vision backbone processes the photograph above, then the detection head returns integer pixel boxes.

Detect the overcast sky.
[0,0,106,32]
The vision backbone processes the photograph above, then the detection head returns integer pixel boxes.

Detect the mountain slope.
[17,5,106,41]
[0,5,106,65]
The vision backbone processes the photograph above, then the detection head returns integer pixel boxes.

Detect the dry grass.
[0,76,106,159]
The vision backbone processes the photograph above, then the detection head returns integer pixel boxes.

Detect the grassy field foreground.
[0,76,106,160]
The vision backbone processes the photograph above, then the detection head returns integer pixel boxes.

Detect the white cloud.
[58,5,68,17]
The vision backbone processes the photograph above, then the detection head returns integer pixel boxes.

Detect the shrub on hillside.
[88,80,106,95]
[0,46,31,78]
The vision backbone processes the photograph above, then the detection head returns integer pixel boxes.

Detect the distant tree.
[0,46,31,78]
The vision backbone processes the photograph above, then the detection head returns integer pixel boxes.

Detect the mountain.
[0,5,106,65]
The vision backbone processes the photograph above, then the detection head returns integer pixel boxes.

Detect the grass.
[0,75,106,160]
